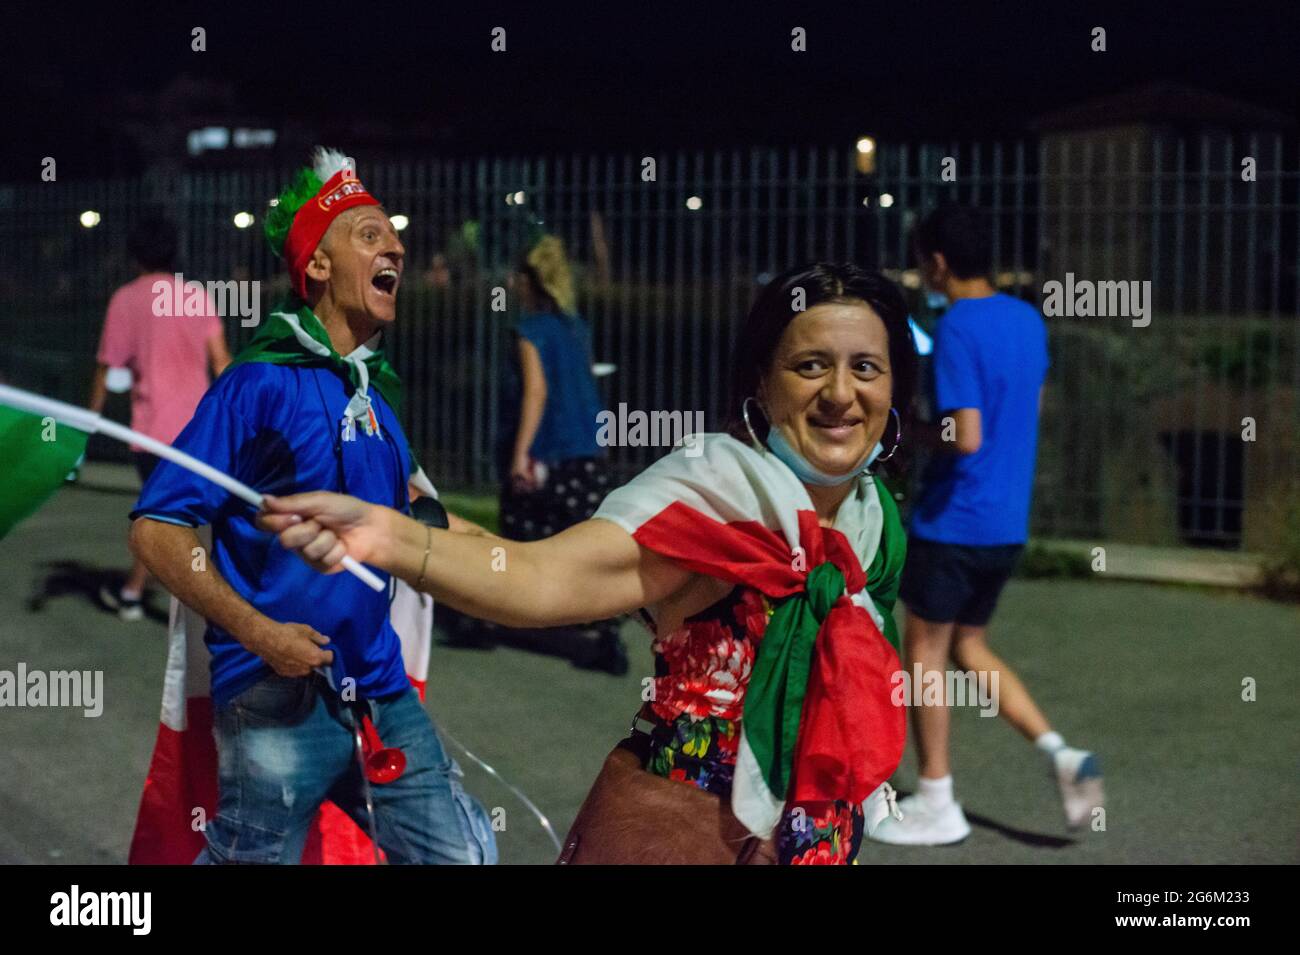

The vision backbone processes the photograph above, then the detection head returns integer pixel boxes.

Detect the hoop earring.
[874,407,903,464]
[741,396,766,450]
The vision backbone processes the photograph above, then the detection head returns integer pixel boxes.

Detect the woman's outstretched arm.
[258,492,689,628]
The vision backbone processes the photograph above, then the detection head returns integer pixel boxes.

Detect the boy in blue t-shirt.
[871,206,1104,846]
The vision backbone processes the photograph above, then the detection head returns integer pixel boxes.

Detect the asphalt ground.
[1,480,1296,864]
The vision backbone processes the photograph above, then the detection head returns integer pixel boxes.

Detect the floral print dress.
[642,586,865,865]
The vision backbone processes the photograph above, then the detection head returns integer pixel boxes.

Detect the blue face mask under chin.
[764,423,883,487]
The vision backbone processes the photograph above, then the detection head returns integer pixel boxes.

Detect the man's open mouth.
[372,268,399,295]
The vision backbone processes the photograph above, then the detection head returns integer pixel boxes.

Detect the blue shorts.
[899,536,1023,626]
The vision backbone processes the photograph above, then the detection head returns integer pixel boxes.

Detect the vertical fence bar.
[1216,138,1235,542]
[1040,137,1060,535]
[1293,138,1300,501]
[991,141,1003,280]
[804,145,817,259]
[824,147,836,258]
[844,145,854,263]
[619,156,633,470]
[1051,136,1070,534]
[654,151,668,450]
[1101,138,1117,537]
[785,146,797,268]
[1267,135,1283,494]
[1133,136,1154,530]
[1190,135,1211,541]
[709,149,724,426]
[670,151,685,452]
[726,148,743,411]
[1014,141,1026,297]
[889,143,906,273]
[688,149,703,422]
[766,148,778,278]
[638,148,653,477]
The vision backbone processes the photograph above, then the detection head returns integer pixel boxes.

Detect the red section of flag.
[302,802,381,865]
[128,678,428,865]
[632,502,905,807]
[127,698,217,865]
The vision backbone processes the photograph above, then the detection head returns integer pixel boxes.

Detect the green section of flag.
[741,560,845,799]
[865,478,906,652]
[0,406,88,539]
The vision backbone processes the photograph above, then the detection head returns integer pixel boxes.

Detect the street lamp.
[855,136,877,175]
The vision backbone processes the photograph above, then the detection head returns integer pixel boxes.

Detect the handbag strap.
[630,704,677,750]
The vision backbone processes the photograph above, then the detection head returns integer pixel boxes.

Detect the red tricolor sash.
[596,433,907,836]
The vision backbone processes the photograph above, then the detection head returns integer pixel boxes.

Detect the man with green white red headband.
[128,148,496,864]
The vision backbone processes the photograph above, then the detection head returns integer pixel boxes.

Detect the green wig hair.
[263,148,355,258]
[264,166,324,258]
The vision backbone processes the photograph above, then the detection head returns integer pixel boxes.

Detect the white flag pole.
[0,383,386,592]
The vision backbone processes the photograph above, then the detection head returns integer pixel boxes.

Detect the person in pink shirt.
[88,215,231,620]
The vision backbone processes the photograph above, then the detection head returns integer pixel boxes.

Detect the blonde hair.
[524,235,576,316]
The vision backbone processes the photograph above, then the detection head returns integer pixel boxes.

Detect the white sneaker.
[867,793,971,846]
[862,782,903,837]
[1053,747,1104,829]
[100,585,144,622]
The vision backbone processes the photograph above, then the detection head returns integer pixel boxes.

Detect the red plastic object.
[359,714,406,784]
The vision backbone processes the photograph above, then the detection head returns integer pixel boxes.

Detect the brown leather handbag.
[556,713,776,865]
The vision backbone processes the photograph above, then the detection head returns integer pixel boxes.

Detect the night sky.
[2,1,1296,180]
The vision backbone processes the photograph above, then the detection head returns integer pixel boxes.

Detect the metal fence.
[1,134,1297,551]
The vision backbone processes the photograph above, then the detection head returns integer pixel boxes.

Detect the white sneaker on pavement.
[100,584,144,622]
[1052,747,1104,829]
[867,793,971,846]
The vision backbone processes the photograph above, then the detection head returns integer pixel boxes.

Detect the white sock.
[1035,731,1065,755]
[918,774,954,811]
[120,587,142,602]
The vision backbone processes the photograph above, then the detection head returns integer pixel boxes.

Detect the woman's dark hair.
[724,263,918,465]
[127,214,179,273]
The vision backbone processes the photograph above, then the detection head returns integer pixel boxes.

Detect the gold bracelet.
[415,524,432,590]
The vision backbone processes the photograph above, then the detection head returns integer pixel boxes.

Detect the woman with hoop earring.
[260,263,918,864]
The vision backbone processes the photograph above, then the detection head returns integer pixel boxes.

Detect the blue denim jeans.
[196,673,497,865]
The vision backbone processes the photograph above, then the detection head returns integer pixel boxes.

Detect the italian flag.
[595,434,907,837]
[0,405,86,539]
[128,569,434,864]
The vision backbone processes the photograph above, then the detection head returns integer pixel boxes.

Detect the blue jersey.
[910,294,1050,546]
[132,362,413,705]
